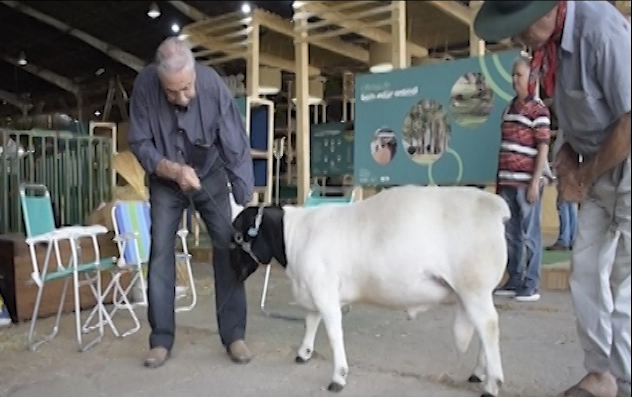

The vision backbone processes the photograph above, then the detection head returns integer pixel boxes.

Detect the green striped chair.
[93,200,197,337]
[19,183,116,352]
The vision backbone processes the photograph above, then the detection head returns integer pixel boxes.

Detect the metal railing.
[1,129,113,235]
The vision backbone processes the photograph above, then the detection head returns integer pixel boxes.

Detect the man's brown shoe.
[143,347,170,368]
[227,339,253,364]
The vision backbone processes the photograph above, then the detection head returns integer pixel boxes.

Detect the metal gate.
[1,129,113,234]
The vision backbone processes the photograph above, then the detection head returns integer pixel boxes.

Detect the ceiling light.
[147,2,161,19]
[18,51,27,66]
[171,23,180,33]
[95,68,105,76]
[241,3,251,14]
[94,110,102,117]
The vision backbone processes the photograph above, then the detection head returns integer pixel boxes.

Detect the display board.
[353,49,520,187]
[310,121,354,178]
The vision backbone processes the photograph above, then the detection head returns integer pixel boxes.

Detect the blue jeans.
[498,185,543,290]
[556,200,577,247]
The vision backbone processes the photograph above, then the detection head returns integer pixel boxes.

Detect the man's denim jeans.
[498,185,543,290]
[556,200,577,247]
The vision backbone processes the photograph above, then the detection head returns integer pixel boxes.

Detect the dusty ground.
[0,263,583,397]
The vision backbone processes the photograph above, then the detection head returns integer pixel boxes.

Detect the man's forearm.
[532,143,550,183]
[582,113,631,182]
[129,141,165,176]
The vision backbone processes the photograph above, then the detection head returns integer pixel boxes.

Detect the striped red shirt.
[497,97,551,188]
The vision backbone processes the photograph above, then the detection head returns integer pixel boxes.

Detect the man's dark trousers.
[146,171,247,352]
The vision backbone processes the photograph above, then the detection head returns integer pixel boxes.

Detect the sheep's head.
[229,205,285,282]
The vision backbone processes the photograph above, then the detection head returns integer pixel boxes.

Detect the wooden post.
[246,21,260,98]
[246,19,261,205]
[469,1,486,56]
[294,16,311,205]
[390,1,407,68]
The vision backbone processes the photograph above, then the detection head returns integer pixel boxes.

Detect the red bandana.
[528,1,568,98]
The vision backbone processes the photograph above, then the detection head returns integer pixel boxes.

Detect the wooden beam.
[294,15,310,205]
[188,32,321,75]
[427,0,471,25]
[168,0,210,21]
[246,22,260,97]
[176,1,321,75]
[2,56,81,95]
[0,89,33,114]
[428,0,513,48]
[469,1,485,56]
[300,1,428,58]
[1,1,146,72]
[391,1,407,68]
[253,9,369,63]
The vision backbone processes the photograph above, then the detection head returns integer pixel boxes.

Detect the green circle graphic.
[427,146,464,186]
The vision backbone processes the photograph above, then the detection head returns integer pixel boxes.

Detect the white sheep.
[229,185,510,397]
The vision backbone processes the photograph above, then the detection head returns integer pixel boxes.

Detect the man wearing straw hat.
[127,37,255,368]
[474,2,630,397]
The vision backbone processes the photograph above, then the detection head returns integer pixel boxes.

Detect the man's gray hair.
[155,36,196,75]
[513,54,532,70]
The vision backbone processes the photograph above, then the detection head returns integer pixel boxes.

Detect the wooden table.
[0,232,128,323]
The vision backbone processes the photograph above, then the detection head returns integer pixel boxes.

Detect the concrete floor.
[0,264,583,397]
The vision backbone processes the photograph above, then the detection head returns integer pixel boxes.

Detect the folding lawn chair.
[259,185,357,320]
[19,183,116,352]
[106,200,197,324]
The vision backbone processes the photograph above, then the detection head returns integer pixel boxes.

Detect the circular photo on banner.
[402,99,451,165]
[449,72,494,128]
[370,127,397,166]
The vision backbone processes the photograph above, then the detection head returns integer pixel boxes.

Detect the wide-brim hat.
[473,1,559,43]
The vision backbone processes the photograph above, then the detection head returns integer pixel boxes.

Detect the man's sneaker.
[515,286,541,302]
[546,243,570,251]
[494,281,520,297]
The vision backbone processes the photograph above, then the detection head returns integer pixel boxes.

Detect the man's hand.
[155,159,201,192]
[553,143,580,178]
[557,169,590,203]
[526,179,541,204]
[176,165,201,192]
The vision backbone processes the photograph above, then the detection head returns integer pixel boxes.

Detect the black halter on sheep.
[229,185,511,397]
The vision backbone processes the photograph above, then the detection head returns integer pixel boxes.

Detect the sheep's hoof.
[327,382,344,392]
[295,356,309,364]
[480,394,496,397]
[468,375,482,383]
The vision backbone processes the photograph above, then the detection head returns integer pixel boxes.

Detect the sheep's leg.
[453,300,485,383]
[468,346,487,384]
[296,311,321,363]
[461,293,504,397]
[319,302,349,392]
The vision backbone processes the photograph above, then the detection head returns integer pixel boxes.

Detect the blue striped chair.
[91,200,197,337]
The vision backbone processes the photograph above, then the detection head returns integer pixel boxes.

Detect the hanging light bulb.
[147,2,161,19]
[18,51,27,66]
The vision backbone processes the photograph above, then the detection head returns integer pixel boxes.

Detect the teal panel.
[311,122,354,178]
[353,49,520,187]
[235,95,248,126]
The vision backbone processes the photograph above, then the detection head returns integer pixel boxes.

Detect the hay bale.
[113,151,148,200]
[85,185,148,231]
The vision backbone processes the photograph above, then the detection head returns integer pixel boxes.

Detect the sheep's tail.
[481,192,511,224]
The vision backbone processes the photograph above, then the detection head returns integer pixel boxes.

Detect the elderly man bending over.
[475,2,630,397]
[127,37,255,368]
